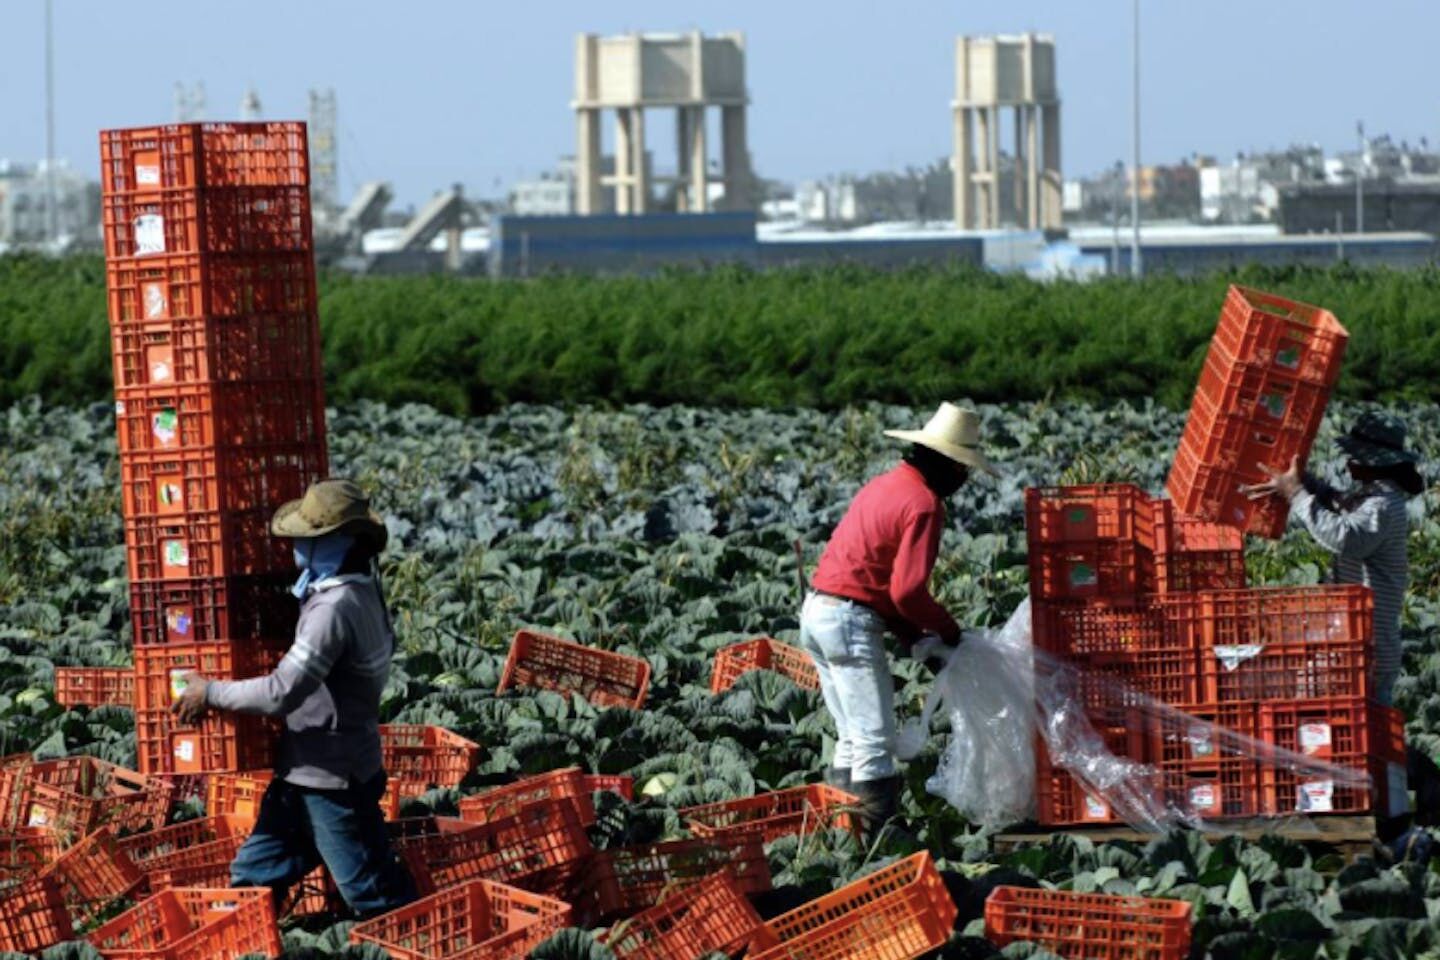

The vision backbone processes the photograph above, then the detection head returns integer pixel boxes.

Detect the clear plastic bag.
[899,597,1377,832]
[896,598,1038,828]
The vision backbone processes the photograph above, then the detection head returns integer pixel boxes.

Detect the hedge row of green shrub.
[4,254,1438,413]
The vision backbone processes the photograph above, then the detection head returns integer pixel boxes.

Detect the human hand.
[1239,456,1302,502]
[170,672,210,724]
[911,633,958,668]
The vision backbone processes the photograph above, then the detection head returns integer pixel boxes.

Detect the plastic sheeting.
[897,598,1381,832]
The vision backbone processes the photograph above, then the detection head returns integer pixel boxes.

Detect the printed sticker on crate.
[28,804,51,828]
[152,408,179,447]
[133,214,165,255]
[165,605,195,642]
[143,281,167,319]
[147,343,175,384]
[157,478,184,513]
[133,152,162,187]
[162,539,191,577]
[1298,780,1335,813]
[173,736,199,768]
[1083,795,1111,821]
[1186,724,1218,759]
[1299,722,1333,758]
[169,669,192,703]
[1189,783,1218,814]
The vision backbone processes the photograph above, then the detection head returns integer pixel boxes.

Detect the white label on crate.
[143,282,167,319]
[1214,645,1263,671]
[1299,722,1332,756]
[136,163,161,186]
[150,359,174,383]
[1083,795,1110,820]
[1189,784,1218,810]
[134,214,166,255]
[169,669,189,702]
[27,805,50,828]
[115,400,125,415]
[1387,763,1411,818]
[1298,780,1335,813]
[174,739,196,764]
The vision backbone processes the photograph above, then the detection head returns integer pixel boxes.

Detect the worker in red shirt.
[803,403,999,832]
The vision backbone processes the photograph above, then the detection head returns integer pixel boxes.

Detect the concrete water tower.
[573,31,753,215]
[953,33,1062,230]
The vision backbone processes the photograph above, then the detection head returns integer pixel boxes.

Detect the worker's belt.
[813,589,875,611]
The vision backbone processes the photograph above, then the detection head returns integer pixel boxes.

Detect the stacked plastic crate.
[100,122,328,778]
[1028,287,1406,826]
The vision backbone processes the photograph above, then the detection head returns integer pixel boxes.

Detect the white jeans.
[798,591,896,783]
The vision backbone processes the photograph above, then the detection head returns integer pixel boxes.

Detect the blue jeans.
[229,770,416,918]
[799,592,897,783]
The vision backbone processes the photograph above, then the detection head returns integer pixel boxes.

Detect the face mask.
[291,533,356,598]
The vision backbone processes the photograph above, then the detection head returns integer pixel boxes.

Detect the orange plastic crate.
[573,834,771,927]
[1160,587,1373,702]
[403,798,592,898]
[1211,284,1347,387]
[129,574,297,647]
[0,828,65,880]
[497,630,650,709]
[117,815,247,868]
[602,870,769,960]
[102,184,312,260]
[0,757,173,838]
[54,667,135,709]
[112,312,322,390]
[985,886,1192,960]
[204,771,274,822]
[681,785,860,843]
[1151,503,1246,594]
[132,643,284,775]
[145,834,248,892]
[350,878,571,960]
[1257,697,1400,816]
[1030,600,1203,708]
[751,852,956,960]
[1034,726,1154,827]
[100,122,310,194]
[106,251,317,327]
[457,768,631,827]
[40,825,144,926]
[125,508,290,582]
[113,380,327,460]
[1025,484,1159,545]
[380,724,481,791]
[709,636,820,694]
[88,887,282,960]
[0,874,75,955]
[120,445,323,528]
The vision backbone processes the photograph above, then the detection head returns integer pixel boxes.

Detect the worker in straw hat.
[801,403,1000,833]
[172,478,417,917]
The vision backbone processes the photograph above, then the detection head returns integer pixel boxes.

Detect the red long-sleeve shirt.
[810,462,960,645]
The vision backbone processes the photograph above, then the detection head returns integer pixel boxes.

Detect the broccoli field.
[5,396,1440,959]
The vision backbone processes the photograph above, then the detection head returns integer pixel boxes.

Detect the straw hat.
[885,403,1000,477]
[271,478,389,549]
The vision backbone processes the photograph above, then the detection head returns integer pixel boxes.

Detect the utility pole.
[44,0,58,244]
[1130,0,1142,278]
[1355,120,1365,234]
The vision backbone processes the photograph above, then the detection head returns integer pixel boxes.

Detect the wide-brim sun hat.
[271,478,389,550]
[1337,411,1419,468]
[884,402,1001,477]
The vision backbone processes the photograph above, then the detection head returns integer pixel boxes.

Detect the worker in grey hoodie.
[172,478,416,917]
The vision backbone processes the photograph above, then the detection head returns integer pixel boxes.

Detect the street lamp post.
[1131,0,1142,278]
[44,0,58,245]
[1355,120,1364,234]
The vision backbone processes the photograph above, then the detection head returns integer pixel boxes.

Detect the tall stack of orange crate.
[100,122,328,778]
[1028,287,1406,827]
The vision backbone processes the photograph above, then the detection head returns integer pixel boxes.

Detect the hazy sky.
[3,1,1437,209]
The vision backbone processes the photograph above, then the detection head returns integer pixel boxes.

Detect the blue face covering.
[291,532,356,598]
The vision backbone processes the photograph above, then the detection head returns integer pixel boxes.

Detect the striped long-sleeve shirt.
[1289,478,1409,705]
[206,575,395,790]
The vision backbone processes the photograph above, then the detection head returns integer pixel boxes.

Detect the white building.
[1199,161,1263,223]
[0,160,97,250]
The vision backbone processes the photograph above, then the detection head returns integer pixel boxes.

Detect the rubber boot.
[822,766,852,791]
[849,775,902,837]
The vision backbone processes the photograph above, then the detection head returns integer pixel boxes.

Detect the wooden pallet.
[994,816,1376,860]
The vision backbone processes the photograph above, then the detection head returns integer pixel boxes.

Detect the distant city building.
[0,160,98,250]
